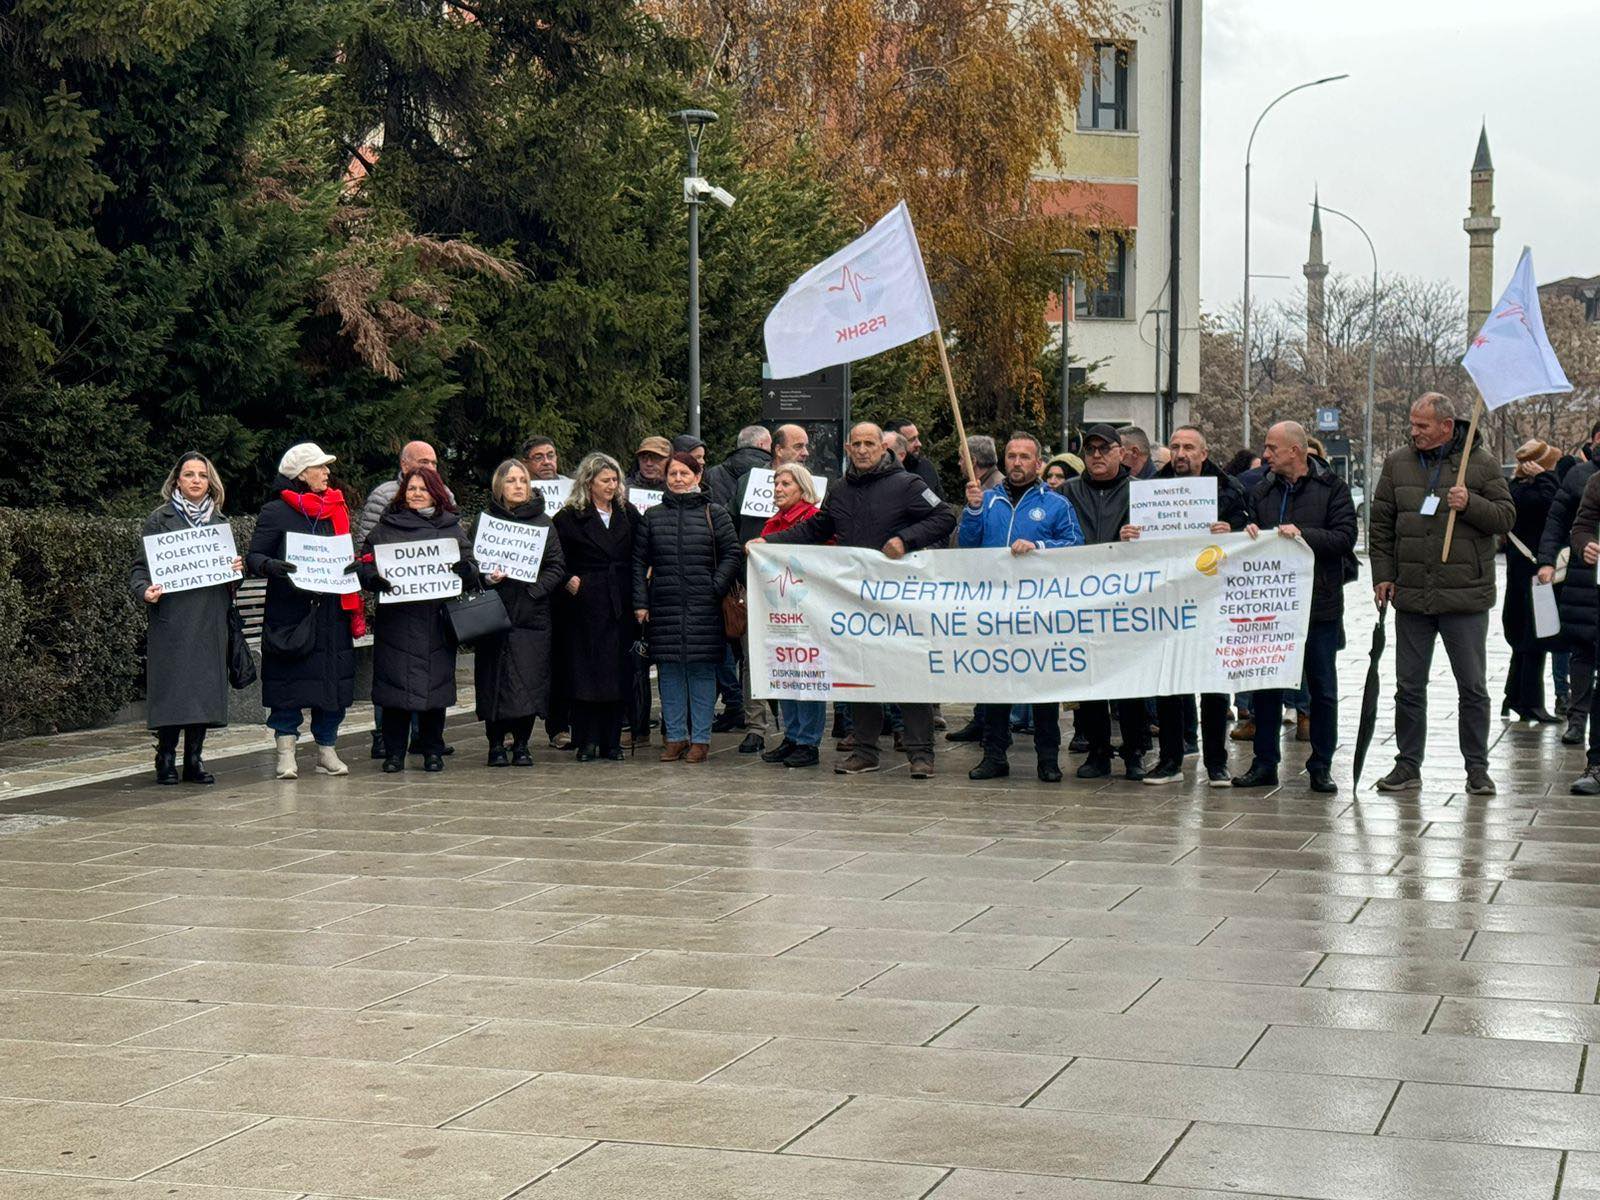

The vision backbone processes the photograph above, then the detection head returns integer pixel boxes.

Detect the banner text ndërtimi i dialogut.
[747,534,1315,703]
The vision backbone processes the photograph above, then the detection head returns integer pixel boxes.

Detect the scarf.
[280,486,365,638]
[172,495,214,527]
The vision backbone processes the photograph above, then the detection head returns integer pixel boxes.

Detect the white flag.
[763,201,939,378]
[1462,247,1573,410]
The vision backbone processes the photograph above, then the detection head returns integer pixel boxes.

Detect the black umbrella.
[1352,601,1388,791]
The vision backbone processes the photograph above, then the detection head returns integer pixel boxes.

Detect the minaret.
[1464,124,1501,344]
[1303,191,1329,387]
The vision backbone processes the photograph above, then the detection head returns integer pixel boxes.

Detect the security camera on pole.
[673,108,736,440]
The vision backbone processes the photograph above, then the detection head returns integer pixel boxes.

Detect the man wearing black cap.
[1061,424,1148,780]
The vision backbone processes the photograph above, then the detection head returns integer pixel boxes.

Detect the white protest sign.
[740,469,829,520]
[374,537,462,604]
[142,524,240,594]
[533,478,573,512]
[1532,579,1561,640]
[629,488,664,515]
[285,532,359,595]
[474,515,549,583]
[747,534,1312,701]
[1129,477,1218,539]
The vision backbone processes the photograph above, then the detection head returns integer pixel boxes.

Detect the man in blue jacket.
[958,431,1084,781]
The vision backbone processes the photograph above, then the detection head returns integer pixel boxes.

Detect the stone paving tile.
[780,926,1064,968]
[111,960,441,1009]
[0,1098,259,1179]
[344,937,634,981]
[0,950,192,994]
[149,1116,586,1200]
[412,1019,764,1081]
[115,926,408,967]
[1306,951,1599,1002]
[644,986,970,1044]
[1382,1081,1600,1151]
[542,914,825,955]
[1199,915,1475,958]
[124,1002,482,1061]
[0,1039,229,1104]
[785,1094,1186,1179]
[0,1174,303,1199]
[927,1171,1302,1200]
[1241,1025,1581,1090]
[1427,996,1600,1044]
[1126,978,1438,1032]
[0,990,217,1044]
[368,973,697,1024]
[1033,940,1323,985]
[934,1004,1266,1067]
[1154,1121,1560,1200]
[590,949,890,995]
[852,962,1154,1012]
[453,1072,845,1150]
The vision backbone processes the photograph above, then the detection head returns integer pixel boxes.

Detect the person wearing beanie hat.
[671,434,707,469]
[246,442,360,780]
[1503,439,1562,723]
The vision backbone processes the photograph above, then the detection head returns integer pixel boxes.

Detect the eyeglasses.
[1084,443,1114,457]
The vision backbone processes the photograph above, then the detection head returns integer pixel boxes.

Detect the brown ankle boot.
[684,743,709,763]
[660,741,688,762]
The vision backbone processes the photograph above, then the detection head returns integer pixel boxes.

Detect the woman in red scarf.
[756,463,827,769]
[246,442,362,780]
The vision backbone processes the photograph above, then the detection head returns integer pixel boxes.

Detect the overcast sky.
[1199,0,1599,316]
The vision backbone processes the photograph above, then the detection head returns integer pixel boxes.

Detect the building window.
[1078,43,1130,131]
[1076,233,1128,320]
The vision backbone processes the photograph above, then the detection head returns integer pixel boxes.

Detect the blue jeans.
[657,662,716,744]
[1253,619,1341,771]
[780,700,826,747]
[716,643,742,708]
[1554,651,1571,700]
[267,706,344,747]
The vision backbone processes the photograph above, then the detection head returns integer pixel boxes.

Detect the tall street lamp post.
[1051,248,1084,452]
[674,108,718,439]
[1317,200,1379,551]
[1242,74,1348,447]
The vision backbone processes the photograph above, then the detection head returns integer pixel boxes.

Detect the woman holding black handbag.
[632,452,740,763]
[358,465,478,773]
[247,443,362,780]
[474,459,567,766]
[130,452,245,785]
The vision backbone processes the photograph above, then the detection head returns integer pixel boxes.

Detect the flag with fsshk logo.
[763,201,940,378]
[1463,247,1573,410]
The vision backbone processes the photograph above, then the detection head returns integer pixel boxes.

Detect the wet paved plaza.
[0,598,1596,1200]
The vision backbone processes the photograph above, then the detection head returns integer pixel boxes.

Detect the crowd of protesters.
[133,389,1589,795]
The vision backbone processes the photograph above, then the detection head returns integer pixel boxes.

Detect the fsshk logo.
[761,557,809,609]
[822,255,886,320]
[1474,301,1533,348]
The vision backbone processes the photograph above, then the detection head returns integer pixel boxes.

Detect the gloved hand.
[261,559,297,579]
[370,575,393,593]
[451,560,476,579]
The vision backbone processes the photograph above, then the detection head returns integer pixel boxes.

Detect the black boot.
[968,757,1010,780]
[154,728,180,785]
[382,753,406,773]
[370,728,386,760]
[511,742,534,767]
[181,726,214,784]
[944,720,983,743]
[487,746,510,767]
[1037,758,1063,783]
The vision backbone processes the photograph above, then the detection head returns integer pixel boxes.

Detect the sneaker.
[1571,764,1600,796]
[1143,759,1183,785]
[944,721,984,743]
[783,745,820,768]
[1182,739,1199,757]
[760,739,796,763]
[1076,755,1111,780]
[738,733,765,755]
[1373,766,1421,793]
[1465,768,1496,796]
[1230,719,1256,742]
[1295,714,1311,743]
[1206,766,1232,788]
[1563,716,1585,745]
[909,757,935,779]
[968,758,1010,781]
[834,754,881,775]
[1123,756,1146,782]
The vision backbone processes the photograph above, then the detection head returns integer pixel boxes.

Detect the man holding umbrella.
[1231,421,1358,793]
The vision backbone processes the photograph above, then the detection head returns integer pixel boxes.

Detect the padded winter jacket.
[764,452,956,552]
[632,490,741,664]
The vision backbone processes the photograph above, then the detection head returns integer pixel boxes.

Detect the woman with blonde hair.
[130,452,244,785]
[473,458,567,766]
[757,462,827,768]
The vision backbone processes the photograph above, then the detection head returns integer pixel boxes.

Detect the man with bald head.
[1230,420,1358,793]
[754,421,955,777]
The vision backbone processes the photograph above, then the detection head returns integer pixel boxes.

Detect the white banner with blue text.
[747,534,1314,702]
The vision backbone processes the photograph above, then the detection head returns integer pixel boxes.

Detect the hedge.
[0,508,259,739]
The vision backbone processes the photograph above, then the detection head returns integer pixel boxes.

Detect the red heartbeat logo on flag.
[766,566,805,597]
[1495,302,1532,332]
[826,264,875,303]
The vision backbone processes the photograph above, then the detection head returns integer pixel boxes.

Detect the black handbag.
[262,597,319,659]
[446,588,512,647]
[227,606,257,689]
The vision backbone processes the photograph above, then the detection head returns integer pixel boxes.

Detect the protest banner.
[534,478,573,512]
[142,524,240,594]
[473,514,549,583]
[747,533,1313,702]
[1128,477,1217,540]
[285,532,359,595]
[739,469,829,520]
[629,489,664,515]
[374,537,462,604]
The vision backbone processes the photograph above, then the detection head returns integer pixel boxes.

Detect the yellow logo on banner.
[1195,545,1225,577]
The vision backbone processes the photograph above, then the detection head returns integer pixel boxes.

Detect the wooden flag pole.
[1439,397,1485,563]
[933,328,979,487]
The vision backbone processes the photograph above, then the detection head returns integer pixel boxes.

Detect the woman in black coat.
[358,465,477,773]
[1504,441,1562,722]
[130,452,243,785]
[553,452,637,760]
[632,452,740,763]
[247,442,361,780]
[474,459,567,766]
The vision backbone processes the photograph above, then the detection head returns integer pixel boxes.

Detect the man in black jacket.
[1129,425,1248,787]
[1538,423,1600,745]
[756,422,956,777]
[887,417,941,498]
[1233,420,1358,793]
[707,425,773,509]
[1061,424,1148,780]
